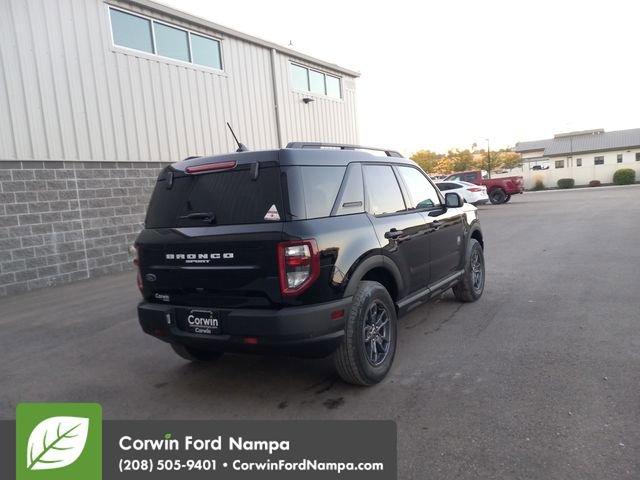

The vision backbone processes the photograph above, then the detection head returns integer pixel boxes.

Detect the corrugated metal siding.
[274,54,358,146]
[0,0,358,162]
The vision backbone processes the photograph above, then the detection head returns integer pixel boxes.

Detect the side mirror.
[445,192,464,208]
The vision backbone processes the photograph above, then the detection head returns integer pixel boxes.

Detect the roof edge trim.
[115,0,361,77]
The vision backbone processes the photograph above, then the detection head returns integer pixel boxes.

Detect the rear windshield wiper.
[179,212,216,224]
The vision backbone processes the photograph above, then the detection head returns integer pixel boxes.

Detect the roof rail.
[286,142,403,158]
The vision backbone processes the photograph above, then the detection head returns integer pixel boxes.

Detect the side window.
[363,165,406,215]
[300,166,346,219]
[447,174,461,181]
[334,163,364,216]
[463,173,477,183]
[397,166,441,210]
[437,182,455,191]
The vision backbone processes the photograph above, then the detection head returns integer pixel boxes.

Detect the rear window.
[145,166,284,228]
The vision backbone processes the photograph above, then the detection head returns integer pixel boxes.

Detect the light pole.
[486,138,491,179]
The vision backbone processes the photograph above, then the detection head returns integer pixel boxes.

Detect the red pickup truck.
[444,170,523,204]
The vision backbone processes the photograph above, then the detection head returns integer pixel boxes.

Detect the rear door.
[396,166,465,285]
[363,164,431,294]
[137,160,285,308]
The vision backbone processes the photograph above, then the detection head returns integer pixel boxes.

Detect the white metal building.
[0,0,359,296]
[514,128,640,189]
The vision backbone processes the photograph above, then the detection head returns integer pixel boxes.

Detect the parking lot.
[2,185,639,479]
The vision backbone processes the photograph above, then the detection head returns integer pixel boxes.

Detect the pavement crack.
[424,303,464,336]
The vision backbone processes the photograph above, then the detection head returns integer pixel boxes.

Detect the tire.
[171,343,223,362]
[452,238,485,302]
[333,281,397,386]
[489,188,506,204]
[503,194,512,203]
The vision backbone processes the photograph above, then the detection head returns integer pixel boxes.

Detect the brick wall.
[0,161,166,296]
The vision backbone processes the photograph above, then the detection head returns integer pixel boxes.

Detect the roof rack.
[286,142,403,158]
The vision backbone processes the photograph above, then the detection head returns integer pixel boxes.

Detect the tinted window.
[398,166,441,209]
[363,165,405,215]
[154,23,190,62]
[145,166,283,228]
[291,64,309,91]
[309,70,325,95]
[437,182,457,191]
[462,173,477,182]
[110,9,153,53]
[300,166,346,219]
[191,34,221,69]
[335,163,364,216]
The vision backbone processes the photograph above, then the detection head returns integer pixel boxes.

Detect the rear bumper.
[137,297,352,358]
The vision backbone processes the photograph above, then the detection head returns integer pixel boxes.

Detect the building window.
[594,156,604,165]
[110,8,153,54]
[154,23,190,62]
[636,152,640,161]
[290,63,341,98]
[109,7,223,70]
[576,158,582,167]
[555,160,564,169]
[190,34,222,70]
[617,154,623,163]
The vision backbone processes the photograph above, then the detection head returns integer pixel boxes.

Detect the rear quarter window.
[284,166,346,220]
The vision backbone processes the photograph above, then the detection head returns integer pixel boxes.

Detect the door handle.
[384,228,404,240]
[430,221,442,231]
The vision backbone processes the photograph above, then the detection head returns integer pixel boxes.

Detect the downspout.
[269,48,283,148]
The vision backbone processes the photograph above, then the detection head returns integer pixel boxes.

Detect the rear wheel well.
[361,267,398,302]
[471,229,484,249]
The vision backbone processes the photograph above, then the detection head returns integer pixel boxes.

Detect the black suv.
[136,142,485,385]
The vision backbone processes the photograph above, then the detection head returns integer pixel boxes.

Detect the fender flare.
[466,221,484,247]
[343,254,405,299]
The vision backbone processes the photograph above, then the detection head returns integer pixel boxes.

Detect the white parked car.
[436,180,489,205]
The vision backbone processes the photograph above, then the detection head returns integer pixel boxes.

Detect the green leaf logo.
[26,416,90,471]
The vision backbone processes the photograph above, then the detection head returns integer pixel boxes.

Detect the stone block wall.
[0,161,166,296]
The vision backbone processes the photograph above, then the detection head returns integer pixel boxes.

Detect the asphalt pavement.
[2,185,640,479]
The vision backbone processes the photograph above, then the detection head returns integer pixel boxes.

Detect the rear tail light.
[186,161,236,174]
[277,240,320,297]
[467,187,483,192]
[132,245,143,294]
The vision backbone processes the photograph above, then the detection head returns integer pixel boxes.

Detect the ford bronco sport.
[135,142,485,385]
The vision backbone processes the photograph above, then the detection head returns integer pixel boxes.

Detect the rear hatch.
[136,154,286,308]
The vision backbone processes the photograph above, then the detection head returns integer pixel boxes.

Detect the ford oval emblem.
[145,273,157,282]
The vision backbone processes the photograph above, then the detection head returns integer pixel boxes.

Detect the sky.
[161,0,640,157]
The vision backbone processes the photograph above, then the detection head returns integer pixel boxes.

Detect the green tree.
[439,149,480,173]
[410,150,443,173]
[478,149,522,171]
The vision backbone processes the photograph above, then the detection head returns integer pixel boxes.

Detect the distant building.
[0,0,359,296]
[514,128,640,189]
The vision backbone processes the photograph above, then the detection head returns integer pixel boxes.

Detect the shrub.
[557,178,575,189]
[532,179,545,191]
[588,180,601,187]
[613,168,636,185]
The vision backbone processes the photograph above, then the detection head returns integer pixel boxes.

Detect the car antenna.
[226,122,249,152]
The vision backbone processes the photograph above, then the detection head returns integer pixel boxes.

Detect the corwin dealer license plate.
[184,309,220,335]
